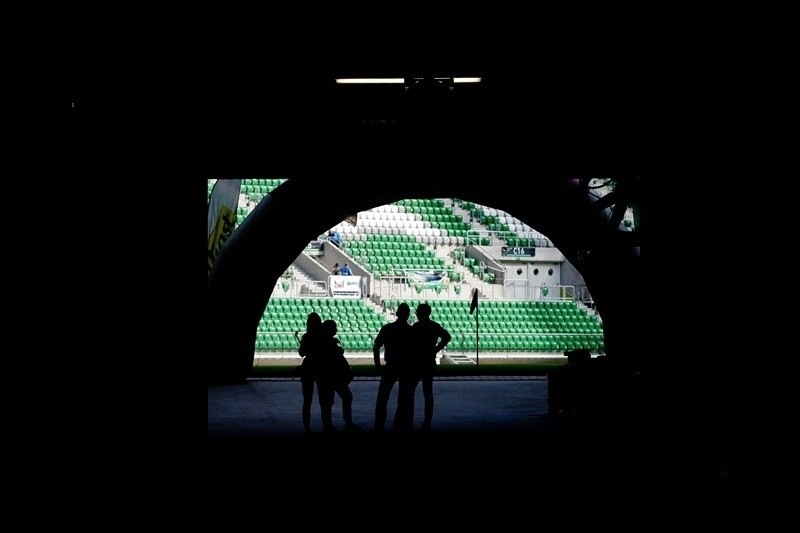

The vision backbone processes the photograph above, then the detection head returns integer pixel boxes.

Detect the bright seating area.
[383,299,604,354]
[342,234,451,278]
[458,199,553,247]
[208,179,606,357]
[256,298,385,353]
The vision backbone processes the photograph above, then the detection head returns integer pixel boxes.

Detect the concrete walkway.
[207,377,727,526]
[209,376,554,439]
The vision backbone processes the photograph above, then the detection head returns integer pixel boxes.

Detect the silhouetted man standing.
[372,302,412,432]
[397,302,451,431]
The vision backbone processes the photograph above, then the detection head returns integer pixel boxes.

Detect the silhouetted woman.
[316,319,361,432]
[298,312,322,435]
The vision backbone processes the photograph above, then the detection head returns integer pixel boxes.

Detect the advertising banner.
[328,275,362,298]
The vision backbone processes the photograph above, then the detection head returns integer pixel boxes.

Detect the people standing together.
[298,315,360,434]
[297,302,450,435]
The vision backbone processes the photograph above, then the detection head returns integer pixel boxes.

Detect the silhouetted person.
[298,312,323,435]
[316,319,361,432]
[397,302,451,431]
[372,302,412,432]
[331,263,340,275]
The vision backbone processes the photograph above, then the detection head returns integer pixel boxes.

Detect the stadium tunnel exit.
[208,176,642,398]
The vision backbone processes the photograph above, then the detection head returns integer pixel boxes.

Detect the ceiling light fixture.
[335,77,482,84]
[335,78,405,84]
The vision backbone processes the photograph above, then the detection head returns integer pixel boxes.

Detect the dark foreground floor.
[208,378,734,527]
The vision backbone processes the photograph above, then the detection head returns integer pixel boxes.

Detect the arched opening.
[208,177,641,390]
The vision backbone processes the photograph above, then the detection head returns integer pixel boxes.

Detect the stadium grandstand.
[208,177,637,363]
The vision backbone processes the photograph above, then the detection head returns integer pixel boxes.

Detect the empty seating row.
[381,298,604,352]
[241,178,286,187]
[256,298,387,351]
[458,198,554,247]
[449,334,604,352]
